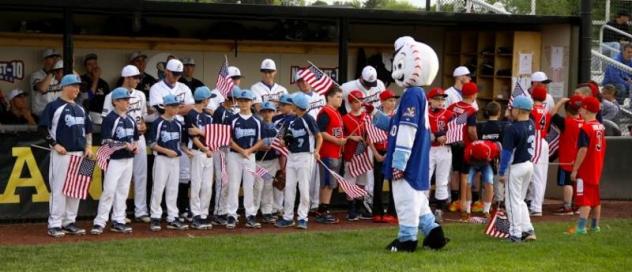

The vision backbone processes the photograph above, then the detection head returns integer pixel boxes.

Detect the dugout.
[0,0,622,222]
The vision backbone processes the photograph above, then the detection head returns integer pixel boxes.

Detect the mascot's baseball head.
[391,37,439,88]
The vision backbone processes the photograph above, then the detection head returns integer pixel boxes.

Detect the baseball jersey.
[342,111,368,161]
[39,98,93,152]
[446,101,478,145]
[552,114,584,171]
[444,86,479,110]
[102,88,147,125]
[383,87,431,191]
[531,104,552,139]
[230,114,262,151]
[429,108,454,146]
[577,120,606,185]
[101,111,139,159]
[464,140,500,163]
[30,69,61,116]
[286,114,319,154]
[184,109,213,150]
[148,80,195,113]
[478,120,509,143]
[502,120,536,165]
[317,105,344,159]
[252,81,288,104]
[212,105,237,125]
[302,91,326,120]
[149,116,183,157]
[116,72,156,100]
[256,121,280,161]
[340,79,385,113]
[273,113,295,139]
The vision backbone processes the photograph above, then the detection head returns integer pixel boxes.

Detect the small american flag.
[348,149,373,178]
[320,162,367,199]
[547,124,561,159]
[204,124,232,151]
[219,150,228,186]
[532,130,543,163]
[507,81,528,110]
[63,155,96,200]
[96,142,126,170]
[271,137,289,157]
[246,165,274,182]
[215,59,234,98]
[446,112,469,144]
[297,65,334,95]
[365,116,388,144]
[484,209,510,238]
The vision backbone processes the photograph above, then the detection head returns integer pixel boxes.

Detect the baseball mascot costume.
[373,36,449,252]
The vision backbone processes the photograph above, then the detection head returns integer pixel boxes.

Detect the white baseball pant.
[505,161,535,238]
[529,139,549,213]
[179,152,191,183]
[94,158,134,226]
[190,150,214,219]
[226,152,257,218]
[213,149,229,216]
[254,158,279,215]
[344,162,369,186]
[150,155,180,222]
[428,145,452,201]
[392,177,434,239]
[133,135,148,218]
[284,152,313,221]
[309,159,320,209]
[48,151,83,228]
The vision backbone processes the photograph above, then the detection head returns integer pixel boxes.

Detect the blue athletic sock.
[418,213,439,236]
[398,225,418,242]
[591,218,598,229]
[577,218,587,231]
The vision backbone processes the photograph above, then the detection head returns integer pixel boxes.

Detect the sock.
[451,191,459,202]
[318,204,329,213]
[591,218,598,229]
[465,201,472,214]
[577,217,587,231]
[483,202,491,213]
[472,191,480,202]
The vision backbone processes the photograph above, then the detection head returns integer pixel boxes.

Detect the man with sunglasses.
[102,65,151,223]
[178,57,205,92]
[116,51,157,100]
[252,59,288,112]
[31,49,62,116]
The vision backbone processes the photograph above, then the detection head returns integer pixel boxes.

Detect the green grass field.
[1,220,631,272]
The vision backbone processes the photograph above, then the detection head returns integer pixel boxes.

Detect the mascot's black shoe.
[386,239,418,252]
[423,226,449,250]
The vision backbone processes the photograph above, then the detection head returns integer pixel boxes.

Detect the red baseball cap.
[471,142,492,161]
[428,87,448,99]
[581,81,600,98]
[348,90,365,103]
[379,89,400,101]
[581,96,601,113]
[531,85,548,101]
[462,82,478,96]
[567,95,583,111]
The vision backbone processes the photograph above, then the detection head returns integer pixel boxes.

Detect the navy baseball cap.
[194,86,216,101]
[111,87,131,100]
[260,101,277,112]
[163,94,182,106]
[60,74,82,87]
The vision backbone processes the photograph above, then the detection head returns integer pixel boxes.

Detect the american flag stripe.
[246,165,274,182]
[62,155,96,200]
[446,112,468,144]
[297,65,335,95]
[205,124,232,151]
[365,116,388,144]
[271,137,289,157]
[547,125,561,158]
[484,209,510,238]
[508,82,528,110]
[96,143,126,170]
[349,150,373,178]
[532,130,542,163]
[219,151,228,186]
[215,60,234,98]
[320,162,366,199]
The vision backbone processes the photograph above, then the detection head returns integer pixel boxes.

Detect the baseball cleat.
[134,215,151,223]
[296,219,308,230]
[62,223,86,235]
[90,224,104,235]
[529,211,543,217]
[48,227,65,238]
[167,220,189,230]
[315,212,339,224]
[508,236,523,243]
[386,239,418,252]
[150,218,162,231]
[471,201,484,213]
[191,216,212,230]
[554,207,574,215]
[274,219,295,228]
[111,222,133,233]
[372,215,385,223]
[591,226,601,233]
[226,216,237,229]
[245,216,262,229]
[565,226,587,235]
[211,215,228,226]
[382,215,398,224]
[521,230,536,241]
[448,201,461,212]
[262,214,277,224]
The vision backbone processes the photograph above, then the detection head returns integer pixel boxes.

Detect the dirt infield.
[1,201,630,246]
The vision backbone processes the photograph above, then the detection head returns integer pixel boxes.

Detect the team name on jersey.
[235,128,257,138]
[64,115,85,127]
[290,127,307,137]
[310,100,326,110]
[116,127,135,138]
[482,134,499,140]
[160,131,180,141]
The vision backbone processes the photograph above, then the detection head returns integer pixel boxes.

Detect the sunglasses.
[131,75,142,80]
[170,71,182,77]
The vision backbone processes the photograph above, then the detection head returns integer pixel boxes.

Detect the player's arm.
[84,114,94,158]
[467,114,478,141]
[552,97,570,114]
[498,127,516,180]
[317,113,343,145]
[34,73,53,94]
[177,104,194,116]
[152,144,177,157]
[571,129,590,181]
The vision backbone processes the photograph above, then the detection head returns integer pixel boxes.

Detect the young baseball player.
[343,90,373,221]
[39,74,94,237]
[102,65,150,223]
[446,82,479,220]
[184,86,217,230]
[227,89,264,229]
[271,94,296,214]
[252,58,288,111]
[427,87,454,221]
[477,101,509,206]
[372,89,399,223]
[275,92,322,229]
[315,88,345,224]
[148,94,191,231]
[91,88,139,235]
[498,95,536,243]
[569,96,606,235]
[464,140,501,217]
[551,95,584,215]
[254,101,281,224]
[528,85,552,216]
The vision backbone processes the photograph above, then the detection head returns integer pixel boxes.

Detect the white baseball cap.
[361,66,378,87]
[453,66,470,77]
[7,89,26,101]
[42,48,60,59]
[121,65,141,77]
[52,59,63,70]
[260,59,276,71]
[181,57,195,65]
[227,66,242,78]
[166,59,184,73]
[531,71,552,84]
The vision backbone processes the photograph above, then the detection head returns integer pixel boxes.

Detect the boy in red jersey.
[464,140,501,217]
[427,87,454,221]
[569,96,606,234]
[528,85,552,217]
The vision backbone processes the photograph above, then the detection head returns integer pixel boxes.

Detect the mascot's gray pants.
[393,178,439,242]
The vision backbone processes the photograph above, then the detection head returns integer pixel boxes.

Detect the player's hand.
[166,150,178,158]
[498,176,506,183]
[84,148,95,160]
[392,169,405,180]
[570,170,577,182]
[242,149,252,158]
[185,150,194,158]
[53,144,67,155]
[437,136,447,145]
[137,121,147,134]
[560,97,570,104]
[205,149,214,158]
[189,126,203,136]
[374,153,385,162]
[338,137,347,146]
[314,152,320,161]
[349,135,363,142]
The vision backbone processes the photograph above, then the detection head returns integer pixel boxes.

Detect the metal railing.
[598,23,632,55]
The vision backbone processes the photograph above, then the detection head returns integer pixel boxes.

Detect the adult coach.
[178,57,205,91]
[252,59,288,111]
[31,49,63,116]
[445,66,478,109]
[341,65,385,114]
[102,65,151,223]
[39,74,94,237]
[529,71,556,113]
[117,51,156,99]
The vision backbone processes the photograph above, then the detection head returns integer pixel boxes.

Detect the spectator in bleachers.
[600,85,620,121]
[2,89,38,125]
[80,53,110,125]
[602,11,631,58]
[178,57,205,91]
[30,49,62,117]
[602,43,632,104]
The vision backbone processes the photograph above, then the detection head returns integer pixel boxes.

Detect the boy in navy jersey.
[227,89,264,229]
[149,94,191,231]
[254,101,281,224]
[275,92,322,230]
[498,96,536,242]
[477,101,509,209]
[185,86,217,230]
[91,87,139,235]
[40,74,94,237]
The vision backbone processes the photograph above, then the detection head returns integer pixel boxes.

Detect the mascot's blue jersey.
[382,86,431,191]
